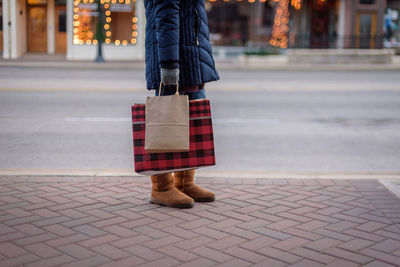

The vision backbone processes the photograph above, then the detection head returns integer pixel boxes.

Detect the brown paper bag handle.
[159,82,179,96]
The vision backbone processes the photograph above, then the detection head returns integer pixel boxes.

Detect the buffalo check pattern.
[132,99,215,175]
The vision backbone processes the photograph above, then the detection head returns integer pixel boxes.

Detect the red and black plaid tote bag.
[132,99,216,175]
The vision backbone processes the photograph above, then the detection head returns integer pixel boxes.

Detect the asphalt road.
[1,68,400,175]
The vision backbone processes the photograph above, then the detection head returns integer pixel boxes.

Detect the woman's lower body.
[149,86,215,208]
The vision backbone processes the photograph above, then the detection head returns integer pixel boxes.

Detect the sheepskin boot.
[150,173,194,208]
[174,170,215,202]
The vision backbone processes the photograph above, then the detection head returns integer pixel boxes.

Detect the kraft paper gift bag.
[144,84,189,153]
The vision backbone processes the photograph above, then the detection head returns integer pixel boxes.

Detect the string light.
[73,0,137,46]
[73,0,302,47]
[269,0,290,48]
[291,0,301,10]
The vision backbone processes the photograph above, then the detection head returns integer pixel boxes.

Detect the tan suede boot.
[150,173,194,208]
[174,170,215,202]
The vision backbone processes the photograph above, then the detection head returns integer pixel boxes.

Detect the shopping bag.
[132,99,215,175]
[145,85,189,153]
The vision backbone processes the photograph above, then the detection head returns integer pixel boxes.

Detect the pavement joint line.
[1,169,400,180]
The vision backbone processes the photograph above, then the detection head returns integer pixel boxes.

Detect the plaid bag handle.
[159,82,179,96]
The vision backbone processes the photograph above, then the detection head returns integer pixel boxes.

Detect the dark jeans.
[156,85,206,100]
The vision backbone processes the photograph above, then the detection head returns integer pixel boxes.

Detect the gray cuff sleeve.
[160,68,179,85]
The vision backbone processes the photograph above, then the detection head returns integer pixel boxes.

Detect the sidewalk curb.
[379,179,400,199]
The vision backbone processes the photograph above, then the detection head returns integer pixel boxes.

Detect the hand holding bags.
[132,97,216,176]
[145,84,190,153]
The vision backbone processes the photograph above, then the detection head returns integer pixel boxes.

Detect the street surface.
[1,67,399,175]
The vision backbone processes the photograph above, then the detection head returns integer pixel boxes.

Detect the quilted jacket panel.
[144,0,220,90]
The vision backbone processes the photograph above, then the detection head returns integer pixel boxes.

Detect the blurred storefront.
[289,0,386,49]
[1,0,145,60]
[206,0,388,50]
[0,0,390,60]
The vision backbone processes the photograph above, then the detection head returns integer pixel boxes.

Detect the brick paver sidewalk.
[1,176,400,267]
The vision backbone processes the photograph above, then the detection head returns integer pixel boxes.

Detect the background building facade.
[0,0,394,61]
[1,0,145,60]
[289,0,386,49]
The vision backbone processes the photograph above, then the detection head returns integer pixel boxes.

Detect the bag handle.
[159,81,179,96]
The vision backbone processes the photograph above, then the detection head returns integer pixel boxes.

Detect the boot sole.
[193,197,215,202]
[150,197,194,209]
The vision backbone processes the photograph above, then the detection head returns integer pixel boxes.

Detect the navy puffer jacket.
[144,0,220,90]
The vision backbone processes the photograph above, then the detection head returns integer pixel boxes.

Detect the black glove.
[160,68,179,85]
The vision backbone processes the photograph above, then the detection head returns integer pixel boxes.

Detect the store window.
[56,0,66,33]
[73,1,99,45]
[55,0,67,53]
[106,1,137,45]
[207,1,275,46]
[73,0,137,46]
